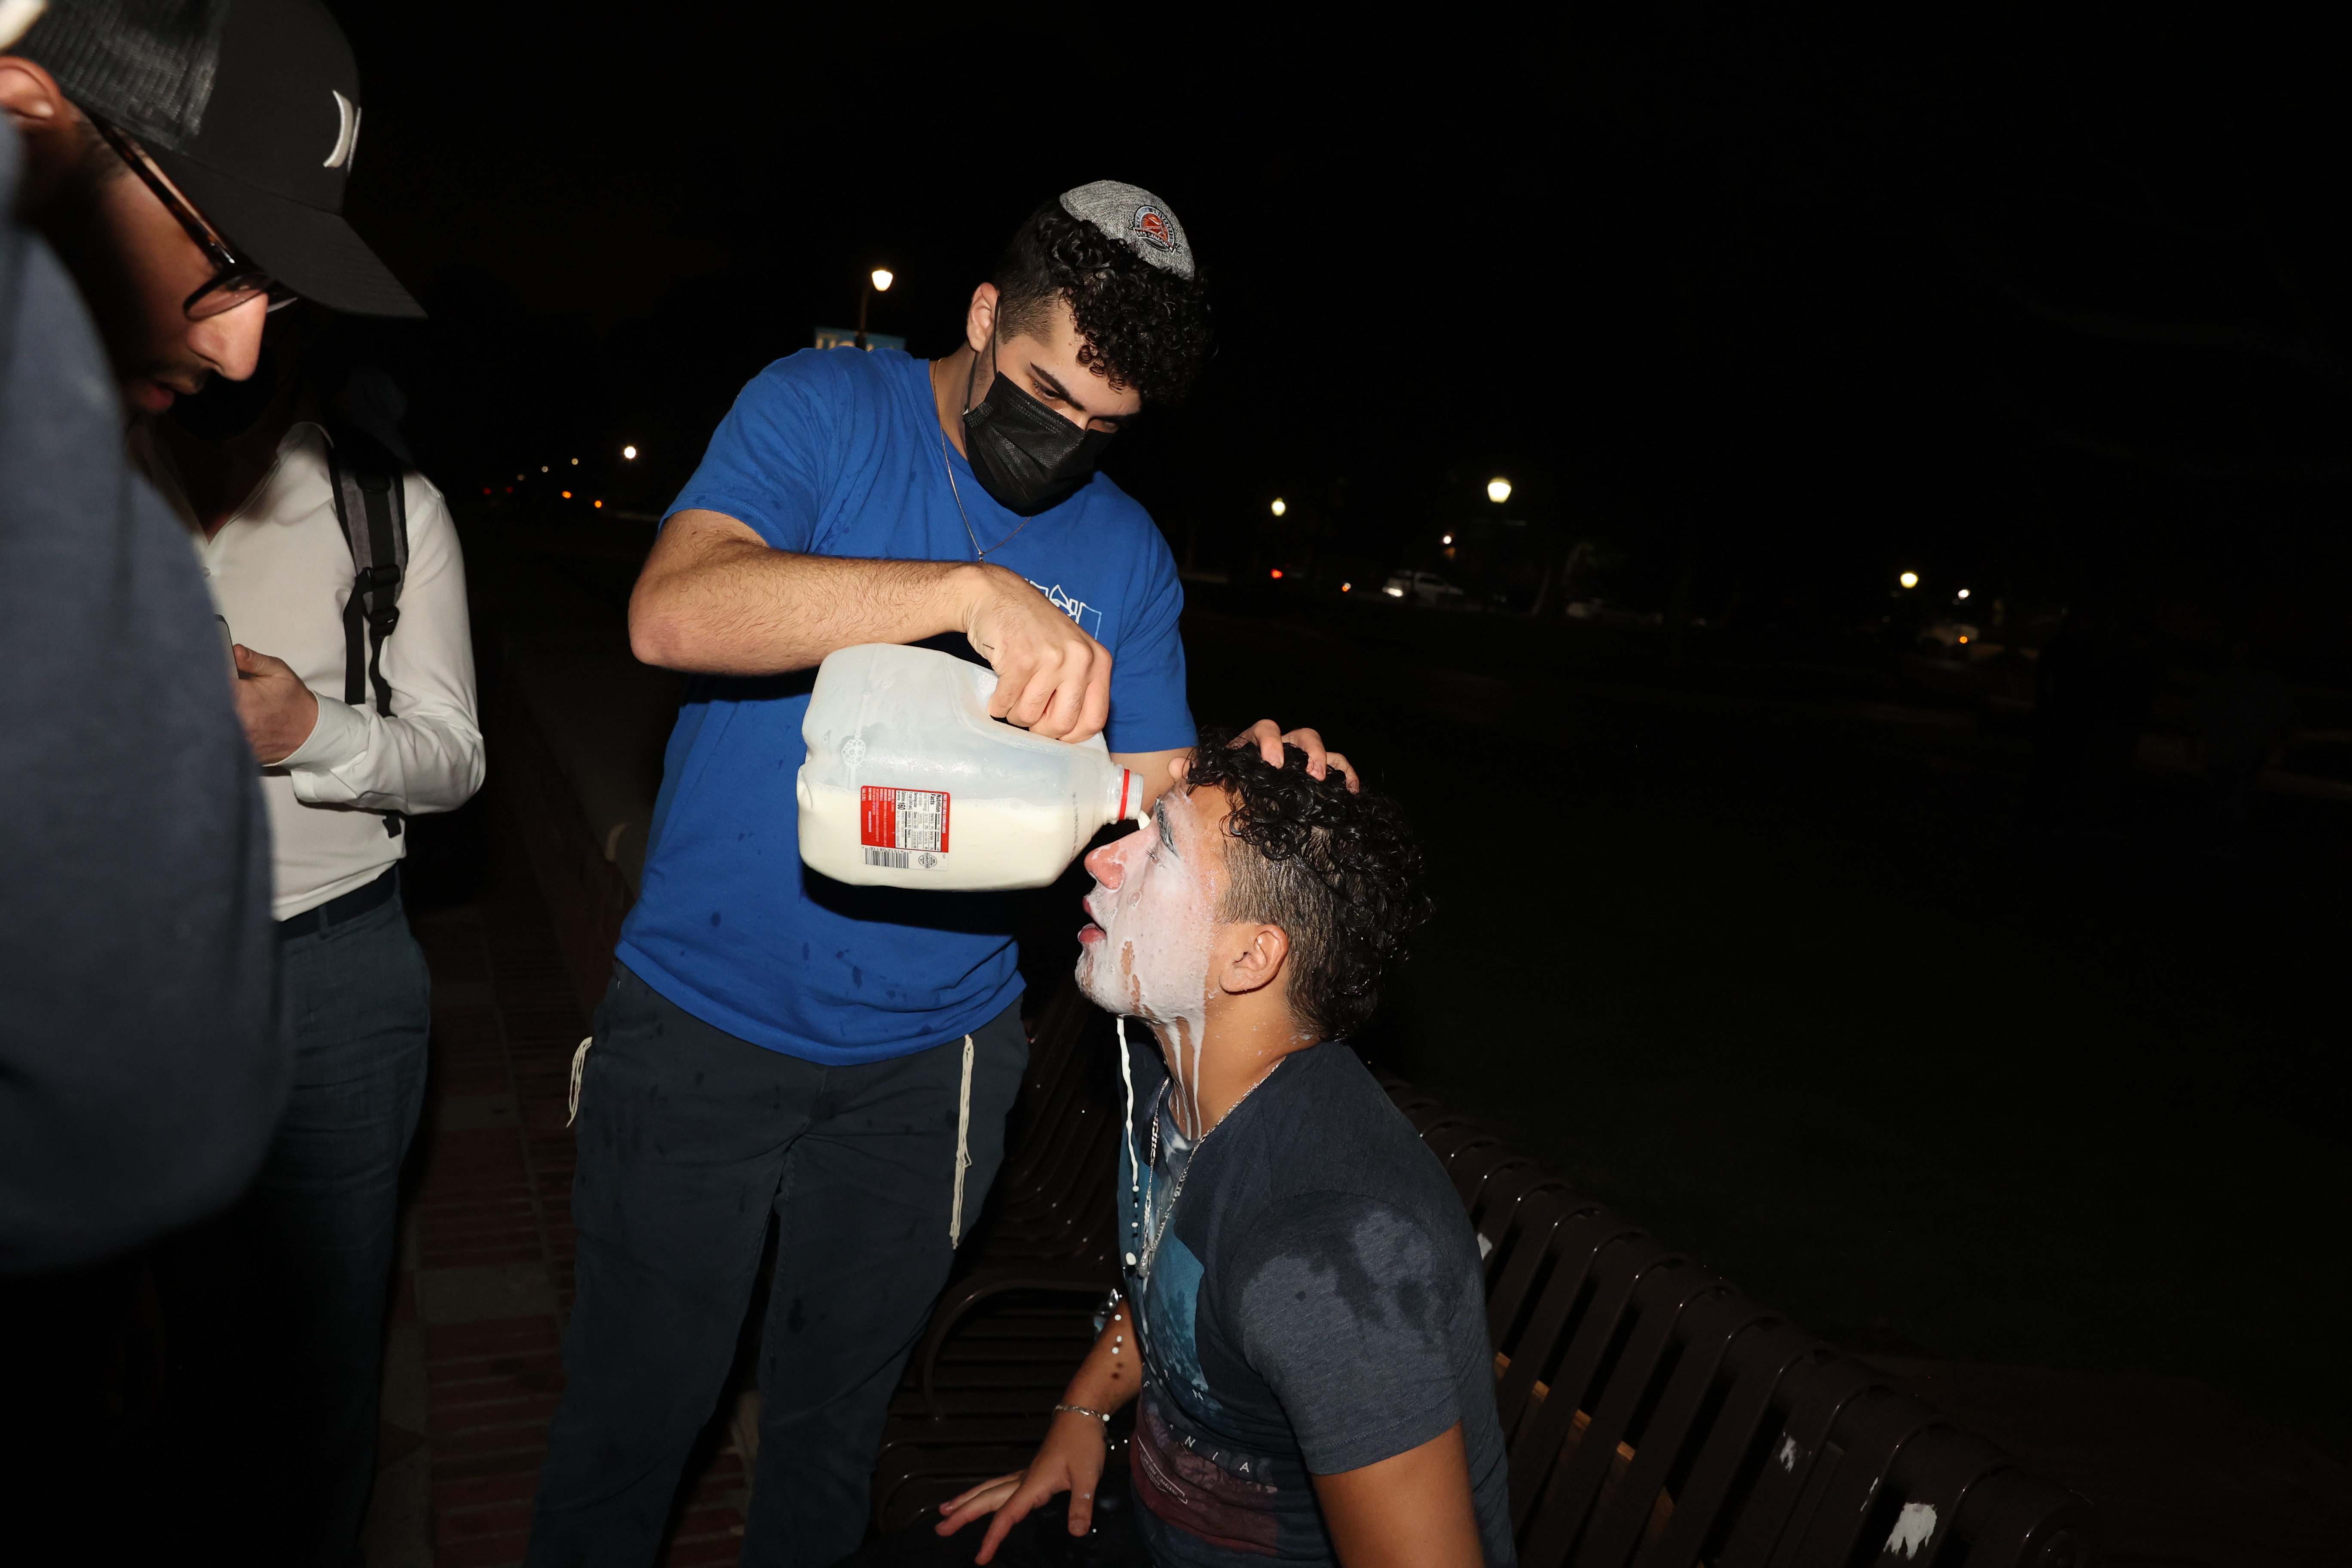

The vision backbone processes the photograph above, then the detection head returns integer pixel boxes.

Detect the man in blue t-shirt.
[934,732,1511,1567]
[526,183,1353,1568]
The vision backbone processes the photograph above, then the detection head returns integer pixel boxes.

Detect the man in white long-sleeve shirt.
[142,354,484,1554]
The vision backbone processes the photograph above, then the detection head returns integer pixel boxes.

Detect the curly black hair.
[992,199,1213,407]
[1185,726,1431,1042]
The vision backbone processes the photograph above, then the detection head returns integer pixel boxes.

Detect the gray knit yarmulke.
[1060,180,1195,280]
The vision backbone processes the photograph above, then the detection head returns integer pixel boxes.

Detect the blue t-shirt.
[616,348,1194,1063]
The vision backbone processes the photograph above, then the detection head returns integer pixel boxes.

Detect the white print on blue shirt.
[1029,579,1103,640]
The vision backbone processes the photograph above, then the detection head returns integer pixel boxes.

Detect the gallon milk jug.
[797,643,1145,890]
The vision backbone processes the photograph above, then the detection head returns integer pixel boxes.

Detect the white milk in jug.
[796,643,1145,891]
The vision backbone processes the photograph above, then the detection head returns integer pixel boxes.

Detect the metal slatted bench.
[869,987,2104,1566]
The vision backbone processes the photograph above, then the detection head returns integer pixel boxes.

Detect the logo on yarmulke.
[1132,205,1180,253]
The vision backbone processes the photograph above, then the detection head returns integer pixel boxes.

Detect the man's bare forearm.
[1058,1295,1142,1416]
[628,511,986,674]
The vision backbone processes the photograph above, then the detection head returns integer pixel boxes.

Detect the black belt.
[277,867,398,940]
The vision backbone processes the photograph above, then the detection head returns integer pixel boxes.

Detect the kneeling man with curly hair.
[939,729,1515,1567]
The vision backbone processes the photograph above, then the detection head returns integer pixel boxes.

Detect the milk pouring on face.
[797,643,1144,891]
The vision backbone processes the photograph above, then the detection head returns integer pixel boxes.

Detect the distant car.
[1381,570,1467,605]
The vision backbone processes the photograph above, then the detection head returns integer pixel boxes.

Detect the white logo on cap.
[324,90,361,170]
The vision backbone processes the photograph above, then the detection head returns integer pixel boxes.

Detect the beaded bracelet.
[1054,1403,1113,1423]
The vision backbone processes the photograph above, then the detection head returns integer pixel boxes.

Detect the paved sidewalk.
[364,875,747,1566]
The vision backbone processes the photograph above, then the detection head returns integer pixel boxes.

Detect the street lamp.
[1899,571,1919,590]
[622,444,638,461]
[1487,477,1512,504]
[1271,498,1286,517]
[857,268,894,349]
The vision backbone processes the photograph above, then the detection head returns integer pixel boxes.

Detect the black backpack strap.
[323,428,412,836]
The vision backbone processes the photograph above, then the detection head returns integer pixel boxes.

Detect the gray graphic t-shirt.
[1118,1043,1515,1565]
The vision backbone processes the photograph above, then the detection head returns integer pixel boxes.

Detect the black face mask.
[961,341,1116,516]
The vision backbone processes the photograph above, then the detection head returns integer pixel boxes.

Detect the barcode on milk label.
[861,786,949,869]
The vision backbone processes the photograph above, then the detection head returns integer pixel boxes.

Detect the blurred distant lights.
[1270,498,1286,517]
[561,490,573,499]
[1442,533,1454,545]
[1956,587,1971,600]
[1487,478,1512,504]
[871,269,894,291]
[1341,582,1352,592]
[623,445,638,460]
[1958,635,1969,644]
[1899,571,1919,589]
[539,466,548,473]
[594,500,604,509]
[1384,584,1406,598]
[1270,569,1285,579]
[570,458,579,466]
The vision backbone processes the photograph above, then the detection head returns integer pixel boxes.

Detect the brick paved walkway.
[366,866,747,1566]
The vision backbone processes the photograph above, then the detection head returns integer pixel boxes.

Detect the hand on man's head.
[231,644,319,765]
[1230,720,1358,792]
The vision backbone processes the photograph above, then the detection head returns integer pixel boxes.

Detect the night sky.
[326,5,2352,672]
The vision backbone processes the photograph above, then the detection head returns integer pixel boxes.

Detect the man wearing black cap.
[4,0,420,416]
[4,2,447,1559]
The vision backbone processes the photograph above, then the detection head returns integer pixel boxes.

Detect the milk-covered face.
[1075,787,1228,1030]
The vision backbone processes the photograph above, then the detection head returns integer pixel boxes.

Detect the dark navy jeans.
[524,965,1028,1568]
[262,890,432,1561]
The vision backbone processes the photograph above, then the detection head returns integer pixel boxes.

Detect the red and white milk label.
[860,786,950,869]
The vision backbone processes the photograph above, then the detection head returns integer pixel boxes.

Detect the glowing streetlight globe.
[1270,499,1286,517]
[1956,588,1970,600]
[1899,571,1919,589]
[1487,478,1512,504]
[871,270,894,292]
[622,445,638,460]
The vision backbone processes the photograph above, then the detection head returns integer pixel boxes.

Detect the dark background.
[328,5,2352,668]
[325,2,2352,1465]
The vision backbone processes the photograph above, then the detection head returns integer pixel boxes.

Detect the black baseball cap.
[18,0,422,317]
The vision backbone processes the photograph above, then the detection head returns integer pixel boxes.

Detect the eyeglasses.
[88,118,298,321]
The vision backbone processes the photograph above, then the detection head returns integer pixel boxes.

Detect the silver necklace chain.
[940,425,1032,560]
[1136,1058,1284,1283]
